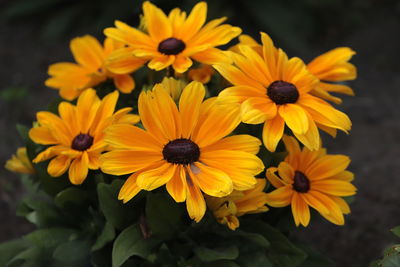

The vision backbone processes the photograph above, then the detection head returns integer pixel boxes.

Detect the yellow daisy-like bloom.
[5,147,35,174]
[45,35,146,100]
[206,178,269,230]
[29,89,139,185]
[307,47,357,104]
[100,82,264,222]
[231,35,357,105]
[104,1,241,74]
[214,32,351,152]
[265,135,356,227]
[188,64,214,84]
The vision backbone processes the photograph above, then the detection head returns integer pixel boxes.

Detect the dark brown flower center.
[158,38,186,55]
[162,138,200,165]
[267,80,299,105]
[71,133,94,151]
[292,171,310,193]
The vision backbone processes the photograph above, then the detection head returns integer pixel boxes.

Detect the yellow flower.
[100,81,264,222]
[206,179,269,230]
[104,1,241,74]
[159,77,187,102]
[265,135,356,227]
[188,64,214,84]
[307,47,357,104]
[5,147,35,174]
[45,35,146,100]
[29,89,139,185]
[214,32,351,152]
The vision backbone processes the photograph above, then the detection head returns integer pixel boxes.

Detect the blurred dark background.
[0,0,399,266]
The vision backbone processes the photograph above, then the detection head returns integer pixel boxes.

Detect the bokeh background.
[0,0,399,266]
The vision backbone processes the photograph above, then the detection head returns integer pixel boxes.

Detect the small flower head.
[100,82,264,222]
[5,147,35,174]
[214,32,351,152]
[45,35,146,100]
[29,89,139,185]
[188,64,214,84]
[207,178,269,230]
[104,1,241,74]
[265,135,357,227]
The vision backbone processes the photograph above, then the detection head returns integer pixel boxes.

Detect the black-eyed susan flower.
[265,135,356,227]
[206,178,269,230]
[214,32,351,152]
[104,1,241,74]
[5,147,35,174]
[188,64,214,84]
[45,35,146,100]
[29,89,139,185]
[307,47,357,104]
[100,81,264,222]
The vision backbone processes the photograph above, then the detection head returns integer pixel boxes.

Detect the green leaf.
[207,260,241,267]
[234,230,270,249]
[7,247,45,267]
[236,251,274,267]
[0,239,29,267]
[55,187,89,209]
[17,195,63,227]
[391,226,400,238]
[53,240,91,262]
[112,224,160,267]
[24,228,77,249]
[241,220,307,267]
[92,222,116,251]
[97,180,136,230]
[194,245,239,262]
[145,193,185,239]
[381,254,400,267]
[297,242,334,267]
[16,124,29,142]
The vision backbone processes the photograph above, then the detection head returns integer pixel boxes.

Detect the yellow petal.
[185,179,206,222]
[70,35,104,71]
[148,55,175,71]
[179,81,205,138]
[136,162,176,191]
[29,127,58,145]
[266,167,286,188]
[214,64,264,89]
[277,161,294,184]
[113,74,135,94]
[105,124,162,151]
[48,155,71,177]
[100,150,162,175]
[241,97,276,124]
[188,162,233,197]
[166,165,187,202]
[291,193,310,227]
[306,155,350,180]
[312,179,356,196]
[76,88,100,133]
[118,173,141,203]
[278,104,309,134]
[142,1,172,41]
[265,185,293,207]
[69,152,89,185]
[178,2,207,41]
[202,134,261,154]
[262,115,284,152]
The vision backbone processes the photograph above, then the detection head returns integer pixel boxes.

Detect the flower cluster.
[6,1,357,231]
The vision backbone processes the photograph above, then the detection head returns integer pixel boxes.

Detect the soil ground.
[0,2,399,267]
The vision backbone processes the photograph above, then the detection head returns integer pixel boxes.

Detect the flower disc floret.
[163,138,200,164]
